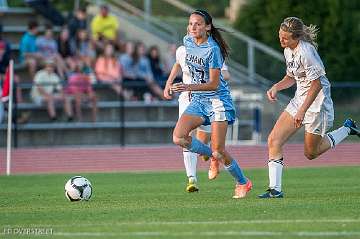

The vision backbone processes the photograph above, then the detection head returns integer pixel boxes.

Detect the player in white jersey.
[164,45,230,192]
[258,17,360,198]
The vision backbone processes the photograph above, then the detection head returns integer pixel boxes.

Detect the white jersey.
[176,45,228,102]
[284,40,333,115]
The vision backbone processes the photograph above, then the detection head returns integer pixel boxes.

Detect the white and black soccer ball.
[65,176,92,201]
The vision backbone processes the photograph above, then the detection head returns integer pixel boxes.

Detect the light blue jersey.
[183,35,235,125]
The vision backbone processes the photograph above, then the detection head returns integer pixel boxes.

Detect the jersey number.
[189,67,206,84]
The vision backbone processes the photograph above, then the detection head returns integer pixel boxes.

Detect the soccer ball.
[65,176,92,201]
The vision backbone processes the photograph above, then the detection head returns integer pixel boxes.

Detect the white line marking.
[3,218,360,228]
[50,231,360,237]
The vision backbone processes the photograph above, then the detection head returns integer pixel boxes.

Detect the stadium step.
[14,101,179,123]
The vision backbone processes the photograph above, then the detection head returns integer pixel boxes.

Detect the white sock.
[183,150,197,180]
[326,126,350,148]
[268,158,284,192]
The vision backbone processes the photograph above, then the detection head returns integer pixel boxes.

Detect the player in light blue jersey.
[171,9,252,199]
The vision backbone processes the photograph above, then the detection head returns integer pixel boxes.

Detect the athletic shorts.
[285,99,334,136]
[178,92,211,132]
[183,94,235,126]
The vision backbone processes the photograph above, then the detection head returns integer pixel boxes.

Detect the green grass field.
[1,167,360,238]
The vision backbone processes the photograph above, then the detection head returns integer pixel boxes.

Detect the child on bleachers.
[66,61,97,122]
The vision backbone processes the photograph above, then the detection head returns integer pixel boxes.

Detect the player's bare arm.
[267,75,295,102]
[164,63,181,99]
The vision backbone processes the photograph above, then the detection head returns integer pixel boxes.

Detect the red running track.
[0,144,359,175]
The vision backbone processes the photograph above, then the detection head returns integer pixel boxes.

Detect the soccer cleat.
[186,177,199,193]
[343,118,360,137]
[257,188,284,198]
[233,178,252,199]
[208,157,220,180]
[199,155,210,162]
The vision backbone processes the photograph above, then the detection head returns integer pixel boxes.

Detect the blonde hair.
[280,17,319,49]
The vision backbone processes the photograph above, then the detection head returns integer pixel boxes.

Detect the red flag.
[1,66,10,102]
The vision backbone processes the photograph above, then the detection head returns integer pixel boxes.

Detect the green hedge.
[233,0,360,82]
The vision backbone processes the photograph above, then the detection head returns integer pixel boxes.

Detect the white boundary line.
[50,230,360,237]
[3,231,359,237]
[2,218,360,228]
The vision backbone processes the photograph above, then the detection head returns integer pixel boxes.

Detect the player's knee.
[172,135,187,147]
[268,134,281,149]
[304,150,318,160]
[212,150,224,160]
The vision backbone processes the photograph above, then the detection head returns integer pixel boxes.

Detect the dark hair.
[45,23,53,31]
[77,7,87,13]
[28,20,38,30]
[132,42,144,65]
[192,9,230,59]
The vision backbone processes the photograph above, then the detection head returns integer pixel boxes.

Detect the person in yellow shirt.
[91,5,119,42]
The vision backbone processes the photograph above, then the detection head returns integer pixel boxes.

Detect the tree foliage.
[233,0,360,82]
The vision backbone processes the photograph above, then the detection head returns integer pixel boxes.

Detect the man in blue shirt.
[19,20,41,79]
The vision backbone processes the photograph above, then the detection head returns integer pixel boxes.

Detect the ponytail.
[210,25,230,59]
[302,24,318,49]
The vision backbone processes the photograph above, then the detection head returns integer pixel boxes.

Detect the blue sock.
[224,159,247,184]
[188,137,212,157]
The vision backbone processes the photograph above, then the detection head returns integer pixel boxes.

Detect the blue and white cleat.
[343,119,360,137]
[258,188,284,198]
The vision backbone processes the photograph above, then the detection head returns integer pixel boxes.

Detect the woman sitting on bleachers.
[95,43,130,100]
[119,41,164,101]
[57,27,76,72]
[147,45,167,87]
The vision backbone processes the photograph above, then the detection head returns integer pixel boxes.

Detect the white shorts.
[285,99,333,136]
[178,92,211,133]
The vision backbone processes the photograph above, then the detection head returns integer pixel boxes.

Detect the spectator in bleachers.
[163,43,177,75]
[31,59,73,121]
[0,35,10,78]
[66,61,97,122]
[0,36,9,123]
[91,4,119,52]
[134,42,164,100]
[19,20,40,79]
[72,29,96,69]
[24,0,65,26]
[95,43,129,100]
[148,45,167,87]
[1,26,24,104]
[67,7,87,41]
[57,27,76,72]
[36,24,67,79]
[119,41,164,100]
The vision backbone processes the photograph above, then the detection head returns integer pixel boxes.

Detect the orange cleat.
[232,178,252,199]
[208,157,220,180]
